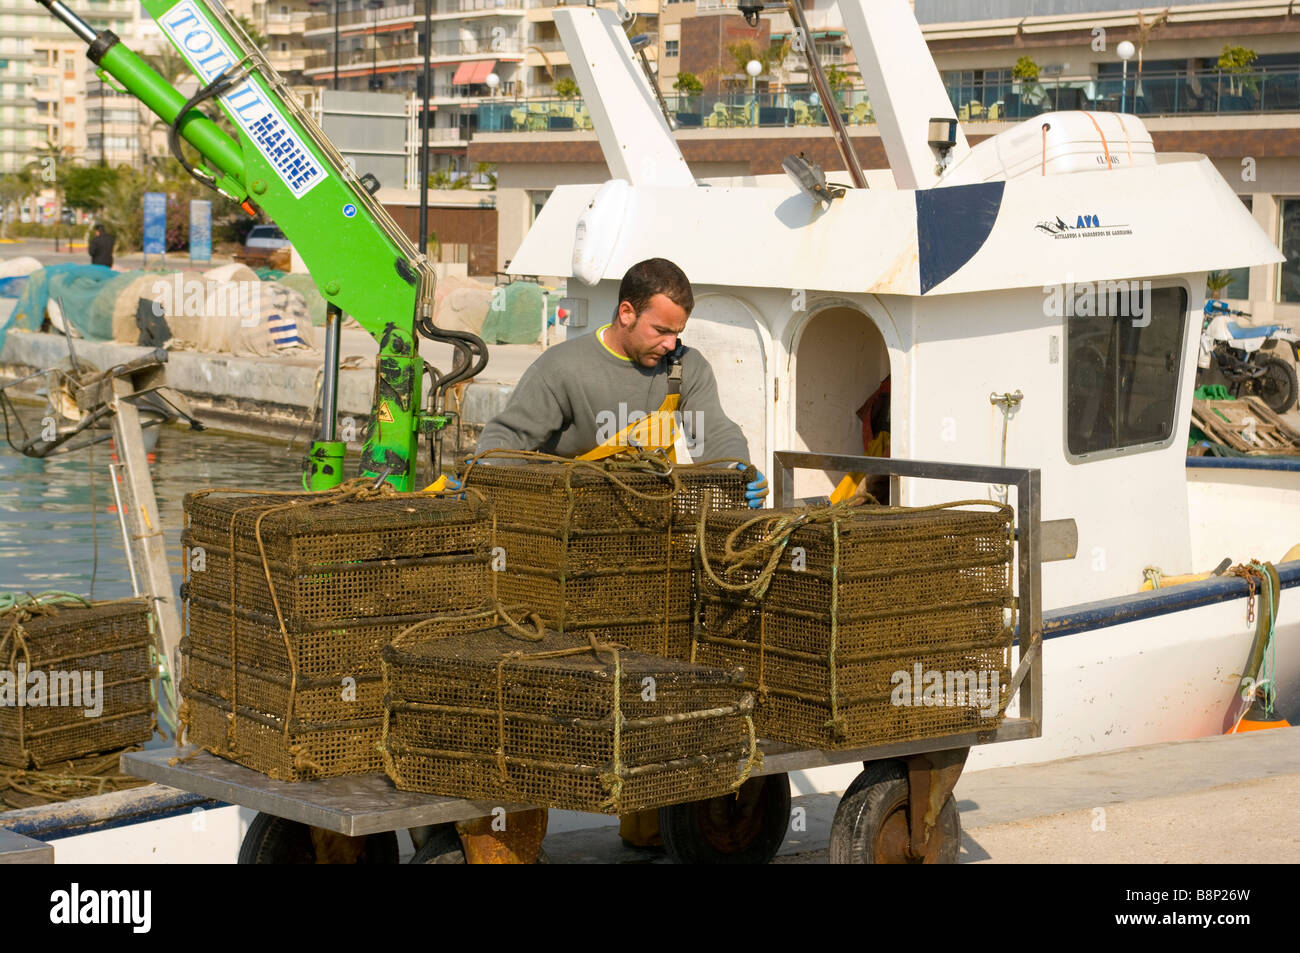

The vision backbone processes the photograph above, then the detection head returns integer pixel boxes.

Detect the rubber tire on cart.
[237,812,399,864]
[408,825,551,864]
[658,774,791,865]
[829,761,960,864]
[1249,353,1299,414]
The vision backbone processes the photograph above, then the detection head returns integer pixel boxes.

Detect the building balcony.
[428,125,469,146]
[268,49,309,73]
[429,82,519,103]
[304,37,520,74]
[264,10,314,36]
[304,1,525,38]
[527,0,655,20]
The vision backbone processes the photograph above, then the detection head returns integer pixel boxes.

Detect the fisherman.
[88,223,114,268]
[461,257,767,853]
[471,256,768,505]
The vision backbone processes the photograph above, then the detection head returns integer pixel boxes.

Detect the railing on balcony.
[947,67,1300,119]
[305,0,522,32]
[432,82,518,98]
[429,126,469,141]
[468,66,1300,135]
[477,90,875,132]
[305,2,415,33]
[305,37,521,70]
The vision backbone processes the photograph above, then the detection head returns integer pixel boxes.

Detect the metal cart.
[123,452,1054,864]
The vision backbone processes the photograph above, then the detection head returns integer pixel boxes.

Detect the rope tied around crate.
[462,448,688,503]
[697,497,1014,743]
[187,479,482,752]
[486,624,630,808]
[1,592,94,766]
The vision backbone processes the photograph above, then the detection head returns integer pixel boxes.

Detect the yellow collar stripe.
[596,324,632,362]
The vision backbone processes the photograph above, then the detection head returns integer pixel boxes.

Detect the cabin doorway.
[792,304,891,499]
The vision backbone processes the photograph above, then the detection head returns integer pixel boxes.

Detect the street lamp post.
[1117,40,1135,113]
[746,58,761,126]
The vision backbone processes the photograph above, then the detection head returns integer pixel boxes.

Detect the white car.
[243,224,290,251]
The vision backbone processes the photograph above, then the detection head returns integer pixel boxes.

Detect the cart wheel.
[237,812,399,864]
[409,825,551,864]
[829,763,961,864]
[658,774,791,864]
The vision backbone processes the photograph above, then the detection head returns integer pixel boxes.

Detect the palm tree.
[143,46,192,86]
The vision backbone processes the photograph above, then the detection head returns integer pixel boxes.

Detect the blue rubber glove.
[735,463,768,508]
[445,476,463,491]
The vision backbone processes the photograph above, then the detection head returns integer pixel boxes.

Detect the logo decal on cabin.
[1035,213,1132,238]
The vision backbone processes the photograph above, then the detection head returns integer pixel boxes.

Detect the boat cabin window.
[1066,285,1188,458]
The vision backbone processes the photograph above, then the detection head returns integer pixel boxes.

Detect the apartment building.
[659,0,854,96]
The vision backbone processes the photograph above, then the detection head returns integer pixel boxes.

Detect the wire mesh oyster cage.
[181,485,493,625]
[459,452,753,658]
[179,685,384,782]
[380,603,760,814]
[0,597,155,768]
[179,598,476,780]
[693,501,1016,750]
[178,482,496,780]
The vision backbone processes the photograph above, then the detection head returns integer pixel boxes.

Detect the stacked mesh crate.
[381,605,758,813]
[0,598,154,768]
[460,456,750,660]
[180,489,492,780]
[694,503,1016,749]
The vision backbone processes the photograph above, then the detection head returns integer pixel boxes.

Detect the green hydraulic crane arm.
[35,0,487,491]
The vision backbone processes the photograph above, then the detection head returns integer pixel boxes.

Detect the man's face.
[614,293,688,368]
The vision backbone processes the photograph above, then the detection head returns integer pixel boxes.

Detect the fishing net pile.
[460,452,751,660]
[0,597,154,769]
[179,481,493,780]
[3,263,316,357]
[381,604,758,814]
[693,501,1016,748]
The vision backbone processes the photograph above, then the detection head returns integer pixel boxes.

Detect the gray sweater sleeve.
[681,351,752,464]
[474,357,568,453]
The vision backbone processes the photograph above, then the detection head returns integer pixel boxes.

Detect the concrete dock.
[543,727,1300,863]
[0,327,539,446]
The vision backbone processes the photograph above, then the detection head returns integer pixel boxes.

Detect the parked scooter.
[1198,299,1300,414]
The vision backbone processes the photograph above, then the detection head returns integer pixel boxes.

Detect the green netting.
[481,281,545,344]
[1194,384,1233,401]
[10,264,120,341]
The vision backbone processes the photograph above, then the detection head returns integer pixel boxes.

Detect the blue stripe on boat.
[1186,456,1300,473]
[1043,559,1300,640]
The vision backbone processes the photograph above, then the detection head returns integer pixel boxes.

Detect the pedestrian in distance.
[88,223,114,268]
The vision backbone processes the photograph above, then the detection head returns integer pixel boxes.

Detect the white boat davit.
[505,0,1298,790]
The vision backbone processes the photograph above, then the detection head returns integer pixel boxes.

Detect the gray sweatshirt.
[475,327,751,462]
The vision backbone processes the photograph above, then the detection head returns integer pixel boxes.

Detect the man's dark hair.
[618,258,693,318]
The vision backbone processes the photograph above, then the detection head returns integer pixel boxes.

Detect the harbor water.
[0,420,301,601]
